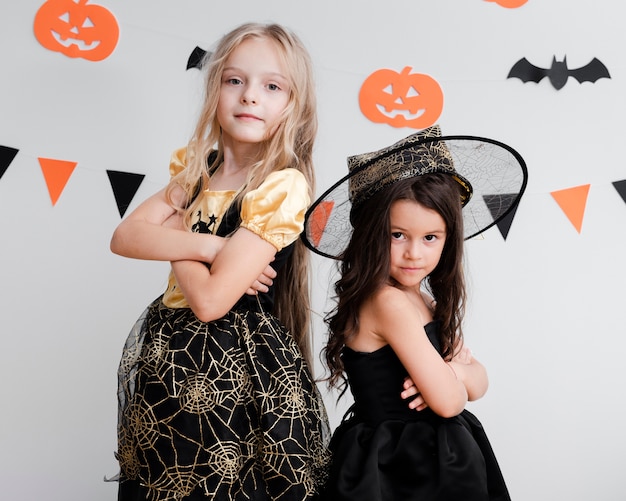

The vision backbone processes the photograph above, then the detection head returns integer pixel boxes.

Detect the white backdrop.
[1,1,625,500]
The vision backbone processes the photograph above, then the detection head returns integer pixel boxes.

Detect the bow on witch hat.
[302,125,528,259]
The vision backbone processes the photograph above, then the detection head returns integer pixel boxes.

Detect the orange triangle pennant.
[309,200,335,247]
[550,184,590,233]
[38,157,77,206]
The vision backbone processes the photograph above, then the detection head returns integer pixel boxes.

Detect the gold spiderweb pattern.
[116,299,330,500]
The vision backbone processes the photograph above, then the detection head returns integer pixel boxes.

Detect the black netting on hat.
[302,136,527,260]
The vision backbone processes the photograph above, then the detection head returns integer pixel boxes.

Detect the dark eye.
[268,83,281,91]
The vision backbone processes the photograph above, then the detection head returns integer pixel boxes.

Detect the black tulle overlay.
[115,298,330,500]
[320,322,510,501]
[113,166,331,500]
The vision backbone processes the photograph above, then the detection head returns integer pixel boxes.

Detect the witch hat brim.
[302,132,528,260]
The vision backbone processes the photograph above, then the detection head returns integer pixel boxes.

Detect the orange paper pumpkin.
[359,67,444,129]
[34,0,119,61]
[485,0,528,8]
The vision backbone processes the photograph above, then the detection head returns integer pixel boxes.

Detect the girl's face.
[217,37,291,149]
[389,199,446,289]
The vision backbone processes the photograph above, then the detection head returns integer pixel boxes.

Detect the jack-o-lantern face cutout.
[34,0,119,61]
[359,67,444,129]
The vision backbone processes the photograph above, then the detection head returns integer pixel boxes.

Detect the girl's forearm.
[110,220,225,263]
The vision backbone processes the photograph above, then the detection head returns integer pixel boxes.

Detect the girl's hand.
[245,263,277,295]
[446,345,473,381]
[448,345,489,401]
[452,345,473,365]
[401,376,428,411]
[172,227,278,322]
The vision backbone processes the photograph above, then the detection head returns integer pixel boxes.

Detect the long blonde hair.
[166,23,317,365]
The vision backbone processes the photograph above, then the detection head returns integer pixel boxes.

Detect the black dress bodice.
[342,322,442,426]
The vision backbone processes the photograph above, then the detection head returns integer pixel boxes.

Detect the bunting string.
[1,142,625,237]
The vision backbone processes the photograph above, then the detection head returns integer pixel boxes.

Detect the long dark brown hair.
[323,173,467,391]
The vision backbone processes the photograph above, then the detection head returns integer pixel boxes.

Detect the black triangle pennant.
[482,193,521,241]
[495,204,520,240]
[0,145,19,180]
[107,170,145,217]
[612,179,626,204]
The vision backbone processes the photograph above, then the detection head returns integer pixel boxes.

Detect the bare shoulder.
[371,284,407,304]
[350,286,413,352]
[362,285,430,348]
[369,284,433,328]
[368,285,414,319]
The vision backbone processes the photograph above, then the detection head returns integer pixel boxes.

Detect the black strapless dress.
[321,322,510,501]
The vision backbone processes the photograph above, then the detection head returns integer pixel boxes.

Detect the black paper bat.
[186,46,211,70]
[507,56,610,90]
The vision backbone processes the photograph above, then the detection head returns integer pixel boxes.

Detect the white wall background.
[1,1,624,499]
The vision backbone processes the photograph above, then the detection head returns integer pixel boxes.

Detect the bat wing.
[186,46,209,70]
[569,58,611,83]
[507,57,548,83]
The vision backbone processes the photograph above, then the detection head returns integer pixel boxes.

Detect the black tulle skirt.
[115,296,330,501]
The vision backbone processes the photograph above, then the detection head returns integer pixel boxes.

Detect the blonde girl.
[111,22,329,501]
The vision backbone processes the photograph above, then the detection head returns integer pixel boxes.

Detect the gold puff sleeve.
[169,146,188,178]
[240,169,310,251]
